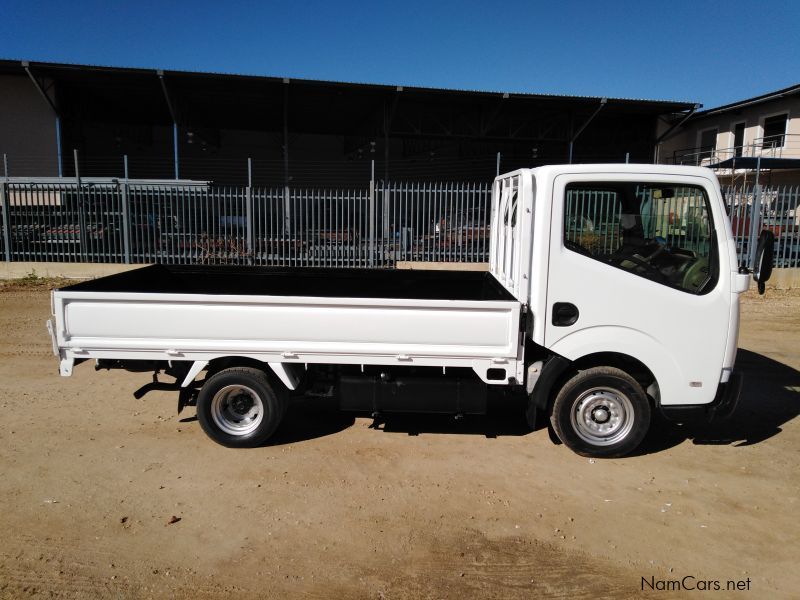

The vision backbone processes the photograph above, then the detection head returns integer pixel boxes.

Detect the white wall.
[660,94,800,164]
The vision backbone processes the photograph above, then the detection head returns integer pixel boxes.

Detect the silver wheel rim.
[210,385,264,436]
[570,386,635,446]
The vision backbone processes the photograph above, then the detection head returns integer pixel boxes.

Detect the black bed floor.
[61,264,517,302]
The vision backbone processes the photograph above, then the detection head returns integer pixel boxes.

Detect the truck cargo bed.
[61,264,516,302]
[51,265,523,384]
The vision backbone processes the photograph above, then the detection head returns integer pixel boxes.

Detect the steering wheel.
[618,254,669,283]
[681,257,711,292]
[645,244,666,261]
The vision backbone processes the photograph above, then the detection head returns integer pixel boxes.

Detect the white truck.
[48,165,774,457]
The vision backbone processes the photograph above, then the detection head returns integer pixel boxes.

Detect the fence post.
[382,179,390,256]
[748,184,763,269]
[246,157,253,264]
[369,160,375,267]
[120,154,131,264]
[496,152,501,176]
[74,149,88,262]
[747,157,763,269]
[1,154,10,263]
[283,186,291,237]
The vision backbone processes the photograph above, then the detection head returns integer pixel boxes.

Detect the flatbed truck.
[48,165,773,457]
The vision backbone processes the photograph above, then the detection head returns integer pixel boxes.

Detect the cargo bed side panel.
[55,292,520,360]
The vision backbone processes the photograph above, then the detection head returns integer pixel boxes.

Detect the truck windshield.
[563,182,718,294]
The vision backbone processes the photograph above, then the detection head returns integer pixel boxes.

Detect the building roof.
[694,83,800,118]
[0,58,698,115]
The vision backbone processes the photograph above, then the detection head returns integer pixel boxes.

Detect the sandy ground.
[0,279,798,599]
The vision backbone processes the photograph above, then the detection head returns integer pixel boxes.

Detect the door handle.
[552,302,579,327]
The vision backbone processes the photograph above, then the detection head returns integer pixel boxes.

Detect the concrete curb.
[768,268,800,289]
[395,261,489,271]
[1,261,797,288]
[0,262,148,280]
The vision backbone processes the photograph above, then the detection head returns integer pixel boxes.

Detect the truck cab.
[493,164,754,455]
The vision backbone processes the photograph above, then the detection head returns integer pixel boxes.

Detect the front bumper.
[706,372,743,421]
[660,372,743,423]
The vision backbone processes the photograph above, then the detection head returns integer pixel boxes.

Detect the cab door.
[543,172,733,406]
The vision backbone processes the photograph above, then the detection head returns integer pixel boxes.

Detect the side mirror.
[753,230,775,295]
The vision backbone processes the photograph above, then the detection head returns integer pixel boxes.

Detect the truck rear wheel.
[196,367,287,448]
[550,366,650,458]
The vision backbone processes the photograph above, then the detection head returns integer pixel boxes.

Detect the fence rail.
[0,179,798,269]
[666,134,800,167]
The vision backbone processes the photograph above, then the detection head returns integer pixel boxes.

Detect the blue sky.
[2,0,798,109]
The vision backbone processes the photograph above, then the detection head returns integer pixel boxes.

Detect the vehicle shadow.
[267,394,356,446]
[372,390,532,438]
[260,349,799,452]
[636,349,800,455]
[375,349,800,451]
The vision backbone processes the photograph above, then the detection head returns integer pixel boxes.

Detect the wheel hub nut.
[232,395,252,414]
[591,406,610,424]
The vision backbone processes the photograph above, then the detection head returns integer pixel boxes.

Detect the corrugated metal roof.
[694,83,800,117]
[0,57,698,108]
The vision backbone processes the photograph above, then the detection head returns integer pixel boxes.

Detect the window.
[762,114,788,149]
[698,128,717,160]
[733,122,745,157]
[564,182,718,294]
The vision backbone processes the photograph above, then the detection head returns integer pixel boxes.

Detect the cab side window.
[564,182,718,294]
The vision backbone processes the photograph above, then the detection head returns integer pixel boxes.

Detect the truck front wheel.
[550,366,650,458]
[196,367,287,448]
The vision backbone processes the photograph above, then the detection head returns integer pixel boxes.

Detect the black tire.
[550,366,651,458]
[196,367,287,448]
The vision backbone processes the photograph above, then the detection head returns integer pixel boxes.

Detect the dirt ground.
[0,279,798,599]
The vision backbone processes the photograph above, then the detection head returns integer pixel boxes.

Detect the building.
[0,59,696,186]
[658,83,800,186]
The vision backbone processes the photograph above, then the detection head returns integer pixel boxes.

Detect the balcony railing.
[666,134,800,167]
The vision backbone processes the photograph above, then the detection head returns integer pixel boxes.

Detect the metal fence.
[0,179,491,268]
[724,185,800,268]
[1,178,798,269]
